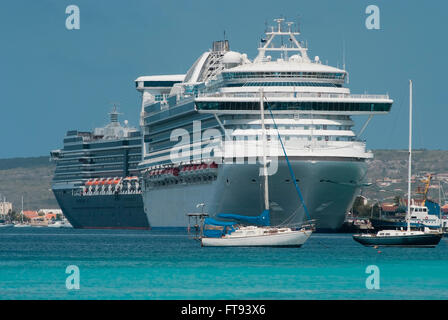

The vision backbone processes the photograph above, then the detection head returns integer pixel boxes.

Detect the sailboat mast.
[260,89,269,211]
[407,80,413,232]
[439,180,442,232]
[21,195,24,224]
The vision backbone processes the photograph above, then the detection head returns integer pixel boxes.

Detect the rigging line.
[263,97,312,222]
[277,206,304,227]
[276,206,300,227]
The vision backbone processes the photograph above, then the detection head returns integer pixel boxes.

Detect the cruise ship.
[50,108,149,229]
[136,19,393,231]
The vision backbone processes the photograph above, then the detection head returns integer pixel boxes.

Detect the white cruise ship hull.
[142,158,367,231]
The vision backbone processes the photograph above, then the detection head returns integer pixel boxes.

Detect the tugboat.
[353,81,443,247]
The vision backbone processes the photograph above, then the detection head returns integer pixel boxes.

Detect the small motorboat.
[0,223,14,228]
[13,223,31,228]
[48,220,73,228]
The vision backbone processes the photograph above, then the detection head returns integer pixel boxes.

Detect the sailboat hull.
[353,233,443,247]
[201,230,312,247]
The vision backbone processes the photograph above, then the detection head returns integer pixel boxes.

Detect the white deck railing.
[196,92,389,100]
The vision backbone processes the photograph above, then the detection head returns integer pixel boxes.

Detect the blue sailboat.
[201,89,313,247]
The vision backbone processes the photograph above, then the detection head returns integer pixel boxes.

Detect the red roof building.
[22,210,39,219]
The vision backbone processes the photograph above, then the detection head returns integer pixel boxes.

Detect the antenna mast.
[255,18,311,63]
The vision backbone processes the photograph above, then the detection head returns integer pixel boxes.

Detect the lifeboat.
[210,162,218,169]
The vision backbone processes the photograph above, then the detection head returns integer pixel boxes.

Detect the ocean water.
[0,227,447,300]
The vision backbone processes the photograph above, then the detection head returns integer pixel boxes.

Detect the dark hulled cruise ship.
[50,108,149,229]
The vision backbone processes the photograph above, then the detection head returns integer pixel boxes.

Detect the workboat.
[200,90,314,247]
[353,81,443,247]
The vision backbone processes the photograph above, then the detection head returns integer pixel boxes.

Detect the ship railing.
[75,186,142,196]
[195,92,390,100]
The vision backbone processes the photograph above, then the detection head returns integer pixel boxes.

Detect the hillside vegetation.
[0,156,57,211]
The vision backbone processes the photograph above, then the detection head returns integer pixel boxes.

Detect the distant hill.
[364,149,448,202]
[0,150,447,212]
[0,156,57,211]
[0,156,52,170]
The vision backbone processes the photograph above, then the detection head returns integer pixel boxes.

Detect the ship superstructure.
[50,108,149,229]
[137,19,393,231]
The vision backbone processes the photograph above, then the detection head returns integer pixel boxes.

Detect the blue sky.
[0,0,447,158]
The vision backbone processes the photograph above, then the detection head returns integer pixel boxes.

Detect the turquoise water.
[0,228,447,300]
